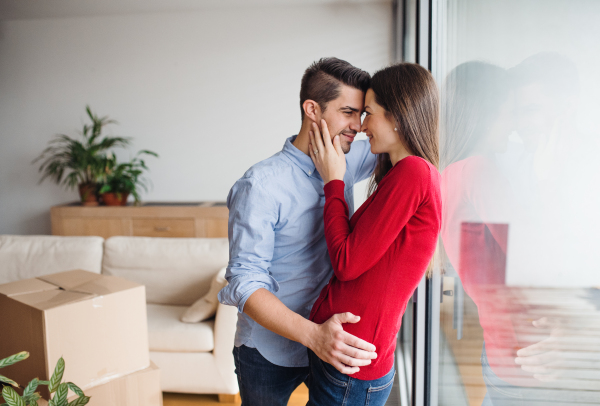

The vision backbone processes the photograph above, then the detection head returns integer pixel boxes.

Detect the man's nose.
[350,116,361,132]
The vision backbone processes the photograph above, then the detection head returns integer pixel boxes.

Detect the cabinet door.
[205,218,228,238]
[59,218,127,239]
[132,218,195,238]
[194,218,228,238]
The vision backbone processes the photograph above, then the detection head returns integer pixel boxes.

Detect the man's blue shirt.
[218,135,376,367]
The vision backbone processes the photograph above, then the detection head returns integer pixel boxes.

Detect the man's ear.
[302,99,321,122]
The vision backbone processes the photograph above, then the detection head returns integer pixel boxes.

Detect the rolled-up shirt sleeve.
[218,176,280,313]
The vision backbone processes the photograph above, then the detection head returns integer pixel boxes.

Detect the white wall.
[0,3,392,234]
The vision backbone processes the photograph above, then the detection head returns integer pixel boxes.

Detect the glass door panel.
[429,1,600,405]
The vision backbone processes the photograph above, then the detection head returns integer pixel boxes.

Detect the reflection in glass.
[433,2,600,405]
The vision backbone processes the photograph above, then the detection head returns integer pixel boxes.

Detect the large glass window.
[428,1,600,405]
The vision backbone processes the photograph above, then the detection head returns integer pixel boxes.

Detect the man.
[218,57,378,405]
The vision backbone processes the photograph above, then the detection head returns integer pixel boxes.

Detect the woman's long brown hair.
[367,63,440,195]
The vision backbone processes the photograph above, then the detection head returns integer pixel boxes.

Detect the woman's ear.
[302,99,321,122]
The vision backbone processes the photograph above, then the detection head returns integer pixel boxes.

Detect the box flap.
[38,270,140,296]
[12,289,95,311]
[0,278,59,297]
[38,269,103,290]
[0,270,142,311]
[74,274,142,296]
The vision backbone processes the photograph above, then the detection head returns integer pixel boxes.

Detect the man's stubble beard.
[337,130,355,154]
[341,141,351,154]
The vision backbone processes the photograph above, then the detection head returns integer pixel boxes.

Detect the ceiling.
[0,0,391,20]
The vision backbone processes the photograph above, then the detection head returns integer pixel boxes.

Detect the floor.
[163,374,401,406]
[162,383,308,406]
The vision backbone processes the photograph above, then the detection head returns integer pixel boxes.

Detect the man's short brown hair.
[299,57,371,120]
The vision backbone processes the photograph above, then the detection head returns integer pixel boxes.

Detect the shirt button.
[308,171,312,175]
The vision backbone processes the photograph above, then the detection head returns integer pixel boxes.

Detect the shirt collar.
[282,135,317,177]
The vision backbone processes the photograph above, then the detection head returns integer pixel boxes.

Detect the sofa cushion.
[181,267,227,323]
[147,304,214,353]
[102,236,229,306]
[0,235,103,285]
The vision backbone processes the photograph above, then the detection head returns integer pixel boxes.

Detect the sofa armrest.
[213,300,239,394]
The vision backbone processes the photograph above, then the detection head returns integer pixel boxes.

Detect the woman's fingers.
[311,122,325,152]
[309,141,318,160]
[320,119,333,150]
[332,134,343,155]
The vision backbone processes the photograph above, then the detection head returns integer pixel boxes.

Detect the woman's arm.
[324,158,430,281]
[308,119,433,281]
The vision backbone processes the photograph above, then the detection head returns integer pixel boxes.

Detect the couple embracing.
[218,57,441,406]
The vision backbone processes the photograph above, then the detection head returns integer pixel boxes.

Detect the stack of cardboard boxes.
[0,270,163,406]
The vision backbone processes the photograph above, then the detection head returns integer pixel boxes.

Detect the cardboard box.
[0,270,150,399]
[38,362,163,406]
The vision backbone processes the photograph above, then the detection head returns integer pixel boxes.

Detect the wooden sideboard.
[51,202,228,239]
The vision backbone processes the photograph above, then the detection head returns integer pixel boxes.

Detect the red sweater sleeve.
[323,157,432,281]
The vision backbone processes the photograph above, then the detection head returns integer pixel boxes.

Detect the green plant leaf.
[0,375,18,388]
[138,149,159,158]
[65,383,83,397]
[48,358,65,393]
[33,106,132,191]
[37,381,50,386]
[22,392,41,405]
[54,383,67,406]
[29,401,38,406]
[1,386,25,406]
[22,379,38,398]
[67,396,90,406]
[0,352,29,369]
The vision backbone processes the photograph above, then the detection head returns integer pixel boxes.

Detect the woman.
[306,62,441,405]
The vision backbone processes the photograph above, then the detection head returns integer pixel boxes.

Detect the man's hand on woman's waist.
[305,312,378,375]
[243,288,377,374]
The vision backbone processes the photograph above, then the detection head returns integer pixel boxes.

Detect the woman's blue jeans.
[306,349,396,406]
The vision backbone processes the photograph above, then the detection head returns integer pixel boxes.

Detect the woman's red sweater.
[309,156,442,380]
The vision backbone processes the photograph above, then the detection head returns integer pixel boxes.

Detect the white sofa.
[0,234,238,398]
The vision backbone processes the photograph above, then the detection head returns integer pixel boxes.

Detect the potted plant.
[98,150,158,206]
[0,351,90,406]
[32,106,130,206]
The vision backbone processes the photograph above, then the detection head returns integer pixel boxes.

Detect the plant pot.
[78,183,99,206]
[101,192,130,206]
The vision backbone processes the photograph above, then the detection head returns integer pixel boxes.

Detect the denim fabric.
[306,349,395,406]
[233,345,309,406]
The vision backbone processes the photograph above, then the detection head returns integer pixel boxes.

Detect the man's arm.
[244,288,377,374]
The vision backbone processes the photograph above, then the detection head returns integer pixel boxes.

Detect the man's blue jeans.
[306,349,395,406]
[233,345,309,406]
